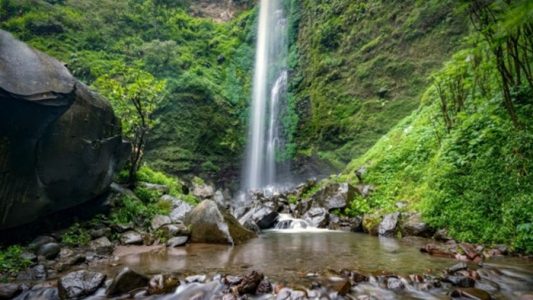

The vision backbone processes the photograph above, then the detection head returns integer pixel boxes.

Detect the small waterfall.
[271,214,331,233]
[242,0,289,192]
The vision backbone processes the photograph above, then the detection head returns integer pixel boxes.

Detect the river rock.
[159,223,190,238]
[38,243,61,260]
[445,275,476,288]
[120,231,143,245]
[378,212,400,237]
[185,274,207,283]
[233,271,263,295]
[0,30,128,230]
[303,207,329,228]
[186,200,256,244]
[151,215,171,230]
[29,236,57,251]
[0,283,22,299]
[162,195,193,223]
[192,181,215,199]
[167,236,189,247]
[312,183,356,211]
[386,277,405,290]
[400,213,434,237]
[58,270,106,300]
[89,237,113,255]
[450,288,491,300]
[17,264,47,281]
[147,274,179,295]
[106,267,149,297]
[11,287,59,300]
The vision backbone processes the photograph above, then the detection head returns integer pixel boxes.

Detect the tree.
[94,66,166,183]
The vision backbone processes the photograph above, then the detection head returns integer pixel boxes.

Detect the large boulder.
[186,200,256,245]
[0,30,128,230]
[378,212,400,237]
[311,183,356,211]
[400,213,434,238]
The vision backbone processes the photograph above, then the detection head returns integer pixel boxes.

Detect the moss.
[61,223,91,247]
[0,245,32,280]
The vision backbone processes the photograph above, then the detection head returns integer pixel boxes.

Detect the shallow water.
[110,232,532,283]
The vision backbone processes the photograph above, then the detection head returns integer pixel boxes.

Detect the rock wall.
[0,30,128,230]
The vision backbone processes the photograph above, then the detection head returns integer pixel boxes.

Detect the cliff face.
[189,0,254,22]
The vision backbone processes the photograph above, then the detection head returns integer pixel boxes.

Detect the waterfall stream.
[242,0,288,192]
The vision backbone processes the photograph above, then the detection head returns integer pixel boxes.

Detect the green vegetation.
[338,0,533,253]
[0,0,256,178]
[0,245,31,280]
[110,195,171,227]
[290,0,467,166]
[61,223,91,247]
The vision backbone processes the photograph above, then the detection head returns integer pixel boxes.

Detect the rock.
[186,200,256,245]
[234,271,263,295]
[120,231,143,245]
[151,215,171,230]
[161,195,193,223]
[147,274,179,295]
[448,262,468,273]
[362,214,381,235]
[213,190,227,208]
[167,236,189,247]
[239,204,279,230]
[395,201,407,209]
[378,212,400,237]
[0,30,127,230]
[111,222,133,233]
[38,243,61,260]
[434,229,452,241]
[386,277,405,290]
[256,280,273,294]
[329,216,363,232]
[106,267,149,297]
[58,270,106,300]
[89,237,113,255]
[242,219,261,234]
[185,275,207,283]
[17,264,47,281]
[159,223,190,238]
[329,279,351,296]
[355,166,366,182]
[29,236,56,251]
[400,213,434,237]
[355,184,375,198]
[303,207,329,228]
[445,275,476,288]
[0,283,22,299]
[450,288,491,300]
[88,227,111,239]
[420,243,456,259]
[256,211,279,229]
[312,183,356,211]
[11,287,58,300]
[192,182,215,199]
[138,182,169,193]
[21,252,37,263]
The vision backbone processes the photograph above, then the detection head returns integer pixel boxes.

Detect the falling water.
[243,0,288,191]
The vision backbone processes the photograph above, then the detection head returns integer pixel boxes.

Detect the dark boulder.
[186,200,256,245]
[0,30,128,230]
[0,283,22,299]
[38,243,61,260]
[311,183,356,211]
[303,207,329,228]
[450,288,491,300]
[106,267,149,297]
[58,270,106,300]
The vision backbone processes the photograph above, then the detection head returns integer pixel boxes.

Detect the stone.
[378,212,400,237]
[386,277,405,290]
[239,205,279,230]
[0,283,22,299]
[161,195,193,223]
[448,262,468,273]
[355,166,367,182]
[89,237,113,255]
[400,213,434,237]
[147,274,179,295]
[355,184,375,198]
[151,215,171,230]
[445,275,476,288]
[234,271,263,295]
[362,214,381,235]
[213,190,227,207]
[186,200,256,245]
[17,264,47,281]
[106,267,149,296]
[120,231,143,245]
[192,182,215,199]
[312,183,356,210]
[185,274,207,283]
[450,288,491,300]
[303,207,329,228]
[256,280,273,294]
[38,243,61,260]
[88,227,111,239]
[159,223,190,238]
[21,252,37,263]
[111,223,133,233]
[10,287,58,300]
[0,31,127,230]
[167,236,189,247]
[58,270,106,300]
[29,236,56,251]
[242,219,261,234]
[434,229,452,241]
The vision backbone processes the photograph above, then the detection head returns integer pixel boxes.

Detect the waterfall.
[242,0,288,192]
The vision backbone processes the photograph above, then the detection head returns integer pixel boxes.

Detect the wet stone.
[450,288,491,300]
[185,274,207,284]
[167,236,189,247]
[38,243,61,260]
[445,275,476,288]
[58,270,106,300]
[0,283,22,299]
[386,277,405,290]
